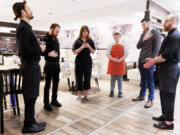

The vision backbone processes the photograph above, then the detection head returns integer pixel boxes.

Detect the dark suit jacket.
[137,29,161,62]
[158,28,180,93]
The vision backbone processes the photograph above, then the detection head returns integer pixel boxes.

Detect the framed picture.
[0,55,4,65]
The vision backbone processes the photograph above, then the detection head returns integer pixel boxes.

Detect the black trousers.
[21,62,40,127]
[44,62,60,105]
[160,91,176,122]
[23,97,36,127]
[75,63,92,91]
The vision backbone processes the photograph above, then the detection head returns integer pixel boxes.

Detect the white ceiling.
[0,0,180,29]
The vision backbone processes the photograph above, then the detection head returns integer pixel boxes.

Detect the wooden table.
[0,68,20,134]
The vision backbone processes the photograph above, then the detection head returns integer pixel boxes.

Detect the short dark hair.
[12,1,27,20]
[50,23,60,29]
[141,17,151,23]
[113,32,121,36]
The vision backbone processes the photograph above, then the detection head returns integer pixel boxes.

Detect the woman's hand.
[84,43,91,49]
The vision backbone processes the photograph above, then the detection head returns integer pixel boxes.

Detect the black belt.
[21,61,39,65]
[46,61,59,64]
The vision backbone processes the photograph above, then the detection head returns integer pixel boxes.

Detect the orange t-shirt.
[107,44,125,75]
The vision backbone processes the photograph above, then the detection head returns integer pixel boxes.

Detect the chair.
[0,68,23,134]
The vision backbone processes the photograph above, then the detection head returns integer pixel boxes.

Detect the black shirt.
[159,28,180,64]
[41,34,60,62]
[72,39,96,61]
[16,20,41,62]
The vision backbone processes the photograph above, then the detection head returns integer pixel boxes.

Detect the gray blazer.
[137,29,162,62]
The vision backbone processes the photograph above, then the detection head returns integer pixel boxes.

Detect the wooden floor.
[2,79,180,135]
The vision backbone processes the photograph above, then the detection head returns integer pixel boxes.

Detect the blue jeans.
[138,61,155,101]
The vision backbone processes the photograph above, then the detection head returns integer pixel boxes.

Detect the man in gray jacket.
[132,18,161,108]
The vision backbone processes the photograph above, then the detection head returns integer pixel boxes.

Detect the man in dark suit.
[144,13,180,130]
[13,1,46,133]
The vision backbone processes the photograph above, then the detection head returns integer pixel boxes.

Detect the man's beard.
[30,16,34,20]
[164,24,171,32]
[51,30,58,38]
[144,27,150,32]
[29,12,34,20]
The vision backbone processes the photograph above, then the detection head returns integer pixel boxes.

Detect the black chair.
[0,68,23,134]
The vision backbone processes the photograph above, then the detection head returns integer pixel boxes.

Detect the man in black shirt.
[144,13,180,130]
[13,1,46,133]
[42,24,62,111]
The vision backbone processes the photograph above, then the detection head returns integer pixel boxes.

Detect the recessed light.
[48,12,55,15]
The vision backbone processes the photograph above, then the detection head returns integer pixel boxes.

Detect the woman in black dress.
[72,25,96,101]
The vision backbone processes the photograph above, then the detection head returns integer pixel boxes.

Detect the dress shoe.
[132,96,145,101]
[153,121,174,130]
[109,91,114,97]
[51,100,62,107]
[22,123,45,134]
[44,104,53,112]
[118,92,122,98]
[144,100,153,108]
[35,121,47,127]
[152,115,165,122]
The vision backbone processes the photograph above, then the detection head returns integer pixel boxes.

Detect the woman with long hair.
[72,25,96,102]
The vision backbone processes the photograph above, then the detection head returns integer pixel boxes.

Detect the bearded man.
[144,13,180,130]
[42,24,62,112]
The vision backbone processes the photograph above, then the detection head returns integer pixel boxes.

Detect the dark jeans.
[44,62,60,105]
[23,97,36,127]
[160,91,176,122]
[138,61,155,101]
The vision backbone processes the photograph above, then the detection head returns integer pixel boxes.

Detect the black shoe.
[153,121,174,130]
[109,91,114,97]
[35,121,47,127]
[22,124,45,134]
[152,115,165,122]
[44,104,53,112]
[51,100,62,107]
[118,92,122,98]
